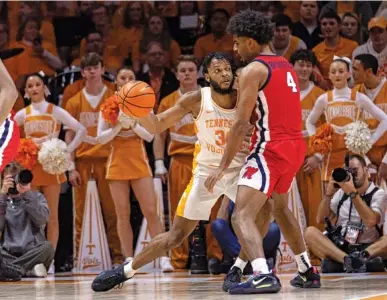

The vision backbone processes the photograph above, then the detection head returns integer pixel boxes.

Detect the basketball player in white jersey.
[91,52,251,292]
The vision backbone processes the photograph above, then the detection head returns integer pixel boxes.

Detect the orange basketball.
[118,81,156,118]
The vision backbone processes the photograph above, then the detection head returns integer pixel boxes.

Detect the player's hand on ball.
[204,168,225,193]
[118,111,137,129]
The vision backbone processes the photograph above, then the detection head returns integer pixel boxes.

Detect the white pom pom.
[344,121,372,155]
[38,138,72,175]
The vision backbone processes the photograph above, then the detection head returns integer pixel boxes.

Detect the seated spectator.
[283,1,301,22]
[72,31,122,75]
[313,11,358,89]
[194,9,234,65]
[292,1,323,49]
[132,13,181,74]
[352,17,387,77]
[341,12,365,45]
[210,196,281,274]
[137,42,179,110]
[270,13,307,61]
[109,2,145,62]
[0,162,55,278]
[8,17,63,86]
[9,2,56,46]
[319,1,372,31]
[167,1,202,55]
[304,154,387,273]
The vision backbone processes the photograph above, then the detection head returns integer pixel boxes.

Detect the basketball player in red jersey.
[0,58,19,173]
[205,10,321,294]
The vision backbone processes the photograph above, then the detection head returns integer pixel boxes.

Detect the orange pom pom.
[15,138,39,170]
[101,95,120,125]
[309,123,334,155]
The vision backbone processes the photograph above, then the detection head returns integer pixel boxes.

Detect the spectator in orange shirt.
[270,13,307,61]
[9,2,56,46]
[132,13,181,74]
[71,31,122,75]
[9,17,63,88]
[109,1,145,64]
[194,9,234,65]
[313,11,358,88]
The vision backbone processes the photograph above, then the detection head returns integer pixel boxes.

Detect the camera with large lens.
[8,170,33,195]
[324,217,349,250]
[332,167,357,188]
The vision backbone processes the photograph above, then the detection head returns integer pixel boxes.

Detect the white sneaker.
[32,264,47,278]
[48,261,55,274]
[125,257,133,263]
[160,257,174,273]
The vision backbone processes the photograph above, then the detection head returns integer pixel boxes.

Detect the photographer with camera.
[304,154,387,273]
[0,162,54,277]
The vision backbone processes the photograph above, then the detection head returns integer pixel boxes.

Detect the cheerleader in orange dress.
[306,57,387,186]
[97,67,174,272]
[14,73,86,258]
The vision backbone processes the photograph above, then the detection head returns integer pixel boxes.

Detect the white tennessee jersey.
[193,87,249,171]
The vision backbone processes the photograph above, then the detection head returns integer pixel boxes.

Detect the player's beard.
[209,77,235,95]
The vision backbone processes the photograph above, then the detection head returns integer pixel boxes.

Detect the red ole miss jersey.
[250,55,303,152]
[0,110,20,172]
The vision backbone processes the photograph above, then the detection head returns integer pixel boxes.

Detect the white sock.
[232,257,247,271]
[295,251,311,273]
[251,258,269,274]
[123,260,137,278]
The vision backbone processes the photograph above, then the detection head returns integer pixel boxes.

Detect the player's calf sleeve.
[211,219,240,258]
[262,222,281,264]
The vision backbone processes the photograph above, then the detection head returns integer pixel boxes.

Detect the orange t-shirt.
[194,33,234,63]
[313,37,358,84]
[8,40,59,80]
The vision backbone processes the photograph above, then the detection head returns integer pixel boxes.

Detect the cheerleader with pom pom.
[14,72,86,266]
[97,67,174,272]
[306,56,387,186]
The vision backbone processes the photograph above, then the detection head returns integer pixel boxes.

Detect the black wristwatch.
[348,191,359,199]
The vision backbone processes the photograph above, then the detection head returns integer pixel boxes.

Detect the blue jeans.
[211,201,280,262]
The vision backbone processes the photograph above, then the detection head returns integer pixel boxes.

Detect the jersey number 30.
[287,72,297,93]
[215,129,230,146]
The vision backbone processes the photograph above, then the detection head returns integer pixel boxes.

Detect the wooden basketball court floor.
[1,271,387,300]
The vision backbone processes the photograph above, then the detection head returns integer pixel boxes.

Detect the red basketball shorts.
[0,114,20,172]
[238,139,306,197]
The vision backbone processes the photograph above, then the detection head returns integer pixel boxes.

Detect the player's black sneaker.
[290,266,321,288]
[228,271,281,294]
[91,263,131,292]
[222,266,242,292]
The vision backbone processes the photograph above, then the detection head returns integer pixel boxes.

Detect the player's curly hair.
[227,9,274,45]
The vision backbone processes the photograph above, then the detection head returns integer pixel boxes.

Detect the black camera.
[332,153,357,188]
[324,217,348,250]
[8,170,33,195]
[332,167,357,188]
